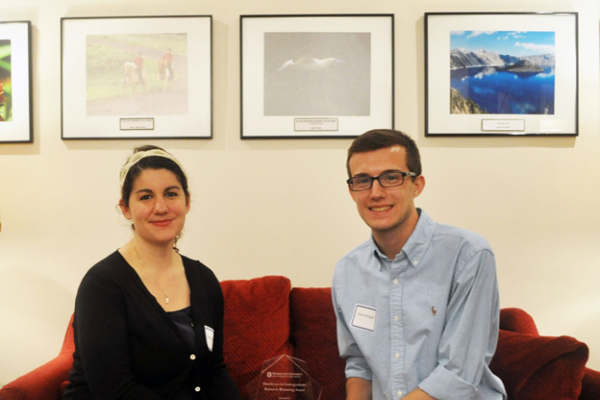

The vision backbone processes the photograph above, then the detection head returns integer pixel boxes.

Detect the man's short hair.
[346,129,422,178]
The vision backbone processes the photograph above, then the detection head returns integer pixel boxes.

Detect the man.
[332,129,506,400]
[161,47,174,81]
[133,52,145,86]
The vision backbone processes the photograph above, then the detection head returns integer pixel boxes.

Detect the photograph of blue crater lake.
[450,31,555,115]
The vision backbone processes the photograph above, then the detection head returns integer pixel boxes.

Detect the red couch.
[2,276,599,399]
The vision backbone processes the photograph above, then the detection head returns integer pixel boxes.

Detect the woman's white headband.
[119,149,187,189]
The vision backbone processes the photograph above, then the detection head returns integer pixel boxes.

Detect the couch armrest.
[499,307,539,335]
[580,367,600,400]
[0,351,73,400]
[0,314,75,400]
[490,330,588,400]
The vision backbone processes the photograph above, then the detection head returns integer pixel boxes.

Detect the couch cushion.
[490,330,588,400]
[221,276,293,399]
[290,287,346,400]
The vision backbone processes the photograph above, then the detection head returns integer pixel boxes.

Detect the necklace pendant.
[165,297,170,304]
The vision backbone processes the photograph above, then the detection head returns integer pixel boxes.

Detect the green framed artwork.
[0,21,32,143]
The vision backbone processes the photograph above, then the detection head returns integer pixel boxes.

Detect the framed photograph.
[0,21,32,143]
[61,16,212,140]
[425,12,578,136]
[241,14,394,139]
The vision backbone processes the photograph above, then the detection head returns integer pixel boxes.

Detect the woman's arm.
[70,268,165,399]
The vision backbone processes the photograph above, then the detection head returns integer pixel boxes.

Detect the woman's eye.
[166,191,178,198]
[139,194,152,201]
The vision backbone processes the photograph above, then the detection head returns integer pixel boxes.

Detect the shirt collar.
[370,208,436,269]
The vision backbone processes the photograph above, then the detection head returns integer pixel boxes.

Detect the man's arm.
[333,276,374,400]
[346,377,372,400]
[418,248,501,400]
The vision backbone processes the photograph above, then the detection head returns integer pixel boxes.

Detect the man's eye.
[384,174,401,182]
[355,177,371,185]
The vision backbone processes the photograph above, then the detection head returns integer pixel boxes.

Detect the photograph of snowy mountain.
[263,32,371,116]
[450,31,555,115]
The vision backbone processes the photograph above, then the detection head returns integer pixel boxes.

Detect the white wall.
[1,0,600,386]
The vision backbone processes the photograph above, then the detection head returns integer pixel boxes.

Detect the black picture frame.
[61,15,213,140]
[241,14,394,139]
[425,12,578,136]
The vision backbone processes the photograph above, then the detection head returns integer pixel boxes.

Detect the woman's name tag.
[205,326,214,352]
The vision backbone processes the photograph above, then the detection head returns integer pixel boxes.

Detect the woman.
[63,146,241,400]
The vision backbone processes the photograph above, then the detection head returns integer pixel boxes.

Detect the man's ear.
[412,175,426,198]
[348,185,358,203]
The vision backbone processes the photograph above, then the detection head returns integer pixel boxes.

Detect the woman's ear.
[119,199,132,220]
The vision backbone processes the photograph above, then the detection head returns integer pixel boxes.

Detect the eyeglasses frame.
[346,170,418,191]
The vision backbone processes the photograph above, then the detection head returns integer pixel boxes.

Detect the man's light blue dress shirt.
[332,210,506,400]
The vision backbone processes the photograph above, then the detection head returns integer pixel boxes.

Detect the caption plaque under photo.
[120,117,155,130]
[61,15,212,140]
[294,118,339,132]
[241,14,394,139]
[425,12,578,137]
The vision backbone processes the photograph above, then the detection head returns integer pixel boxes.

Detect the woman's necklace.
[133,245,176,304]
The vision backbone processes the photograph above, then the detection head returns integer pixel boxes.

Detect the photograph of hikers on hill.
[85,33,187,116]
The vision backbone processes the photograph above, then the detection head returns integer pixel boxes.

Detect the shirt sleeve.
[418,248,501,400]
[332,270,373,382]
[73,270,165,400]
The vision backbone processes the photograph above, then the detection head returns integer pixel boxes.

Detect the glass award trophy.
[246,355,323,400]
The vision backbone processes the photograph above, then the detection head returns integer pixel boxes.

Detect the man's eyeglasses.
[346,170,417,191]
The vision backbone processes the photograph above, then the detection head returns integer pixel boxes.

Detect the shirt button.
[413,260,419,265]
[397,390,403,397]
[195,386,201,392]
[394,315,399,321]
[395,352,400,358]
[190,354,196,360]
[393,279,398,285]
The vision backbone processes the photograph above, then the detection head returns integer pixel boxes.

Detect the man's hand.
[346,380,436,400]
[346,377,372,400]
[403,388,437,400]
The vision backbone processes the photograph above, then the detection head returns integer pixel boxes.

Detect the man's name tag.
[351,305,377,332]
